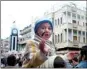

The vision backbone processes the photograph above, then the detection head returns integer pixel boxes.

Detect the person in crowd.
[1,57,7,67]
[54,55,66,68]
[76,45,87,68]
[39,55,66,68]
[17,54,23,67]
[6,54,17,68]
[22,18,56,68]
[63,52,73,68]
[68,56,79,68]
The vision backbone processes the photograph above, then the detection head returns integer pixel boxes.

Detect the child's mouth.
[42,32,50,39]
[44,34,49,37]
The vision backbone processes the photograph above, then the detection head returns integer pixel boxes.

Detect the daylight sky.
[1,1,86,39]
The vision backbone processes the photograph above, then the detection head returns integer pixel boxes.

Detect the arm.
[22,40,47,68]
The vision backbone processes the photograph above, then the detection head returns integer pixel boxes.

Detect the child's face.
[37,23,52,40]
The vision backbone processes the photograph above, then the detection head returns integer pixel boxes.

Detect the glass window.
[83,31,85,36]
[58,18,59,25]
[55,19,57,26]
[55,35,57,44]
[58,34,59,43]
[83,22,84,26]
[72,13,76,18]
[86,17,87,20]
[63,11,66,15]
[81,16,84,19]
[67,11,71,17]
[86,23,87,26]
[78,21,79,25]
[72,20,76,23]
[78,36,80,42]
[61,17,62,24]
[83,37,85,43]
[73,30,77,35]
[78,31,81,35]
[61,33,62,42]
[68,29,72,41]
[77,14,80,19]
[73,36,77,40]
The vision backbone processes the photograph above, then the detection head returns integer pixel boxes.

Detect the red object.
[68,51,79,60]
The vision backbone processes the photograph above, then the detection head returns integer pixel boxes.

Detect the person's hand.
[39,39,49,54]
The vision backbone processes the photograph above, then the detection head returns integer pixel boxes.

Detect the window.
[13,37,15,50]
[72,20,76,23]
[86,32,87,43]
[73,36,77,40]
[55,35,57,44]
[83,37,85,43]
[73,30,77,35]
[83,31,85,36]
[83,22,84,26]
[67,11,71,17]
[72,13,76,18]
[58,18,59,25]
[68,29,72,41]
[86,23,87,26]
[63,11,66,15]
[61,17,62,24]
[58,34,59,43]
[78,31,81,35]
[78,21,79,25]
[78,36,80,42]
[86,17,87,20]
[61,33,62,42]
[55,19,57,26]
[81,16,84,19]
[77,14,80,19]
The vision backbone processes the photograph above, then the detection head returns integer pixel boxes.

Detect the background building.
[44,3,87,54]
[10,21,18,51]
[18,24,34,52]
[1,37,10,56]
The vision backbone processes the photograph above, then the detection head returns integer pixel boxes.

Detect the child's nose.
[45,28,49,32]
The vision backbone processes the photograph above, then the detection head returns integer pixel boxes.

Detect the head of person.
[79,45,87,62]
[34,18,53,40]
[54,56,66,68]
[7,54,17,66]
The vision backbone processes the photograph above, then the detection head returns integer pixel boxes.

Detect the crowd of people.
[1,18,87,68]
[1,53,23,68]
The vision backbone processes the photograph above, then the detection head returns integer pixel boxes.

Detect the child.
[22,18,56,68]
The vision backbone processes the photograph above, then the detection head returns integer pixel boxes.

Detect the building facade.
[18,24,34,52]
[1,37,10,56]
[10,21,18,51]
[18,3,87,54]
[44,3,87,54]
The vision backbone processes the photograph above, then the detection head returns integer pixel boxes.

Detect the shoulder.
[76,61,87,68]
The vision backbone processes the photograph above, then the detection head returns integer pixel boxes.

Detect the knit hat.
[34,18,53,34]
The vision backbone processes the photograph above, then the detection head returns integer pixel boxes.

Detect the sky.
[1,1,86,39]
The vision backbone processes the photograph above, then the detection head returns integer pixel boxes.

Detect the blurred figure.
[17,54,23,67]
[63,53,73,68]
[6,54,17,68]
[1,57,7,67]
[53,55,66,68]
[69,56,79,68]
[76,45,87,68]
[39,55,66,68]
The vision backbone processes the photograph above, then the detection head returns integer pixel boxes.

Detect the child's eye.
[48,27,52,30]
[41,27,45,29]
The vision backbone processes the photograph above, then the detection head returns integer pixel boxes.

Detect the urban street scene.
[1,1,87,68]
